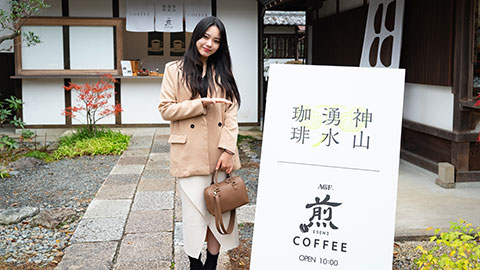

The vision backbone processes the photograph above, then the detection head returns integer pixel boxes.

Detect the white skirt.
[178,172,239,258]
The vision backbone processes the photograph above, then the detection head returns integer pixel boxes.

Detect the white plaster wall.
[21,26,64,69]
[69,26,114,70]
[22,79,65,125]
[403,83,454,131]
[39,0,62,16]
[69,0,112,17]
[121,78,166,124]
[217,0,258,123]
[70,79,116,125]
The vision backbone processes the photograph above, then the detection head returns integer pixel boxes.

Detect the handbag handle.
[210,169,231,185]
[211,169,235,235]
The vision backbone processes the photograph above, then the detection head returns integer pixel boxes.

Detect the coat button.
[218,122,222,127]
[190,124,195,128]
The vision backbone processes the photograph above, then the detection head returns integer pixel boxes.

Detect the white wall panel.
[403,83,454,131]
[217,0,258,123]
[69,26,114,69]
[21,26,64,69]
[70,79,116,125]
[22,79,65,125]
[121,78,166,124]
[69,0,112,17]
[39,0,62,16]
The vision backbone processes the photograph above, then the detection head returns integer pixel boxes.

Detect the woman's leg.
[204,227,220,269]
[206,227,220,254]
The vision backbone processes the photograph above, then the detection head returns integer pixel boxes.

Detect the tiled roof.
[264,11,306,25]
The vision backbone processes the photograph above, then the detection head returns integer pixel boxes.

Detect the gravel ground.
[0,155,119,266]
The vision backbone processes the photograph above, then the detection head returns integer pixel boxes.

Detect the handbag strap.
[211,169,231,185]
[214,194,235,235]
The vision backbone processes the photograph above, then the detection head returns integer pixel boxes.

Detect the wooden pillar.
[451,0,475,177]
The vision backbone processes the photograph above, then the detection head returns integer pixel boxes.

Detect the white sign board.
[251,64,405,269]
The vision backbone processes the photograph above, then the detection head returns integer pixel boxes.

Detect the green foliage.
[0,135,18,150]
[237,134,255,144]
[0,0,49,49]
[21,129,34,139]
[415,219,480,270]
[0,167,10,178]
[23,150,52,162]
[52,127,130,160]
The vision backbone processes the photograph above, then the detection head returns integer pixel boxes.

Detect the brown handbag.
[204,170,249,235]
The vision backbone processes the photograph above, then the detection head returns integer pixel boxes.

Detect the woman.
[158,16,241,270]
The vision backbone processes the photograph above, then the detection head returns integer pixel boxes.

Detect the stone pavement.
[54,127,480,269]
[56,128,241,270]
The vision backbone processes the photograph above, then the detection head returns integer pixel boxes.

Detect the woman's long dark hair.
[182,16,241,106]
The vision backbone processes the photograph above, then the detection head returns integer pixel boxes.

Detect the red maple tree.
[63,74,122,134]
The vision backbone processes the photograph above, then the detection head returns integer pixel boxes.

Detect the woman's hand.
[216,151,234,173]
[201,98,233,107]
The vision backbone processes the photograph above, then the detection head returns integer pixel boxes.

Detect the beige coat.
[158,61,241,177]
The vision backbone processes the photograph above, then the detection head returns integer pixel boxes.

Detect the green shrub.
[415,219,480,270]
[23,150,53,162]
[52,127,130,160]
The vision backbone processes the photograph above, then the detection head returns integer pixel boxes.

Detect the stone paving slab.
[103,174,141,186]
[142,169,172,179]
[174,222,183,246]
[116,232,173,263]
[113,260,172,270]
[151,144,170,153]
[132,191,174,211]
[71,217,126,243]
[95,184,137,200]
[122,149,150,157]
[56,241,118,270]
[149,152,170,161]
[83,200,132,219]
[155,134,169,140]
[154,128,170,135]
[137,177,175,192]
[134,128,157,136]
[145,160,170,170]
[117,156,149,165]
[125,210,174,233]
[237,204,256,224]
[175,191,182,222]
[110,164,145,175]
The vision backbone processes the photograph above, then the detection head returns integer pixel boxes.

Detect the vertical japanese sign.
[251,64,405,269]
[126,0,155,32]
[184,0,211,32]
[155,0,183,32]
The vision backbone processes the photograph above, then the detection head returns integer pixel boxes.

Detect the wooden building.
[0,0,260,127]
[259,0,480,182]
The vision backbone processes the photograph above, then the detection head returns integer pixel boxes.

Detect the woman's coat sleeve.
[217,100,238,154]
[158,63,207,121]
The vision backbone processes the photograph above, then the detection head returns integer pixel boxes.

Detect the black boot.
[188,254,203,270]
[203,250,219,270]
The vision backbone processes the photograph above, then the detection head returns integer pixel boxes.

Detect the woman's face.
[196,25,221,60]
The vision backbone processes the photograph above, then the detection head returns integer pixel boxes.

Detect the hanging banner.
[126,0,155,32]
[250,64,405,269]
[184,0,211,32]
[155,0,184,32]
